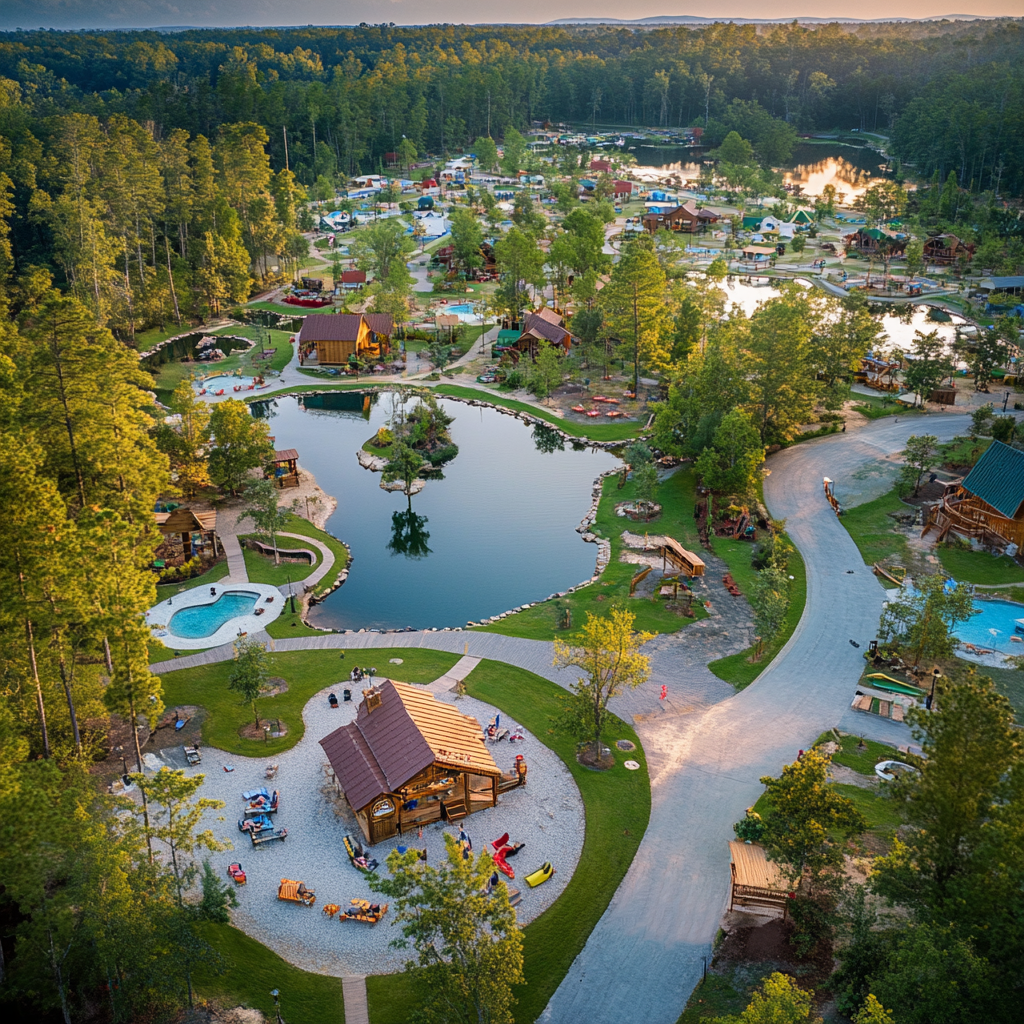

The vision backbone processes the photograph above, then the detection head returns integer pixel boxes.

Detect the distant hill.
[545,15,1001,26]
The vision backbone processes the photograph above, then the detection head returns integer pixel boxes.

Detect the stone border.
[147,582,285,650]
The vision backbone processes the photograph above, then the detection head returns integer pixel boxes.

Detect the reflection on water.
[255,395,618,630]
[622,143,888,198]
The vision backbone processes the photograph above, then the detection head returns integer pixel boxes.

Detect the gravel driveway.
[178,682,583,976]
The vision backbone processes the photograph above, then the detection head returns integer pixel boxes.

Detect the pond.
[251,393,619,630]
[619,142,889,198]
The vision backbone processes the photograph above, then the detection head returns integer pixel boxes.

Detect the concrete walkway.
[275,530,336,597]
[220,533,248,583]
[341,975,369,1024]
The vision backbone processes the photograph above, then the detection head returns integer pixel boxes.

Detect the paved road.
[539,412,969,1024]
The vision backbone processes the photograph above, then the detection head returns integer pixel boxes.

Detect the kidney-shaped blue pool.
[168,591,261,639]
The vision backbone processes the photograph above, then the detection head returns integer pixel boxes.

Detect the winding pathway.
[150,412,973,1023]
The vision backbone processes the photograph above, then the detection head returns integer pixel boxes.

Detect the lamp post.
[270,988,283,1024]
[286,572,296,614]
[114,744,129,780]
[928,667,942,711]
[1004,390,1011,413]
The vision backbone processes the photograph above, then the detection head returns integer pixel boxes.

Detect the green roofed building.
[924,440,1024,550]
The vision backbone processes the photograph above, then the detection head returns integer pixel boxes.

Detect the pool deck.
[146,582,285,650]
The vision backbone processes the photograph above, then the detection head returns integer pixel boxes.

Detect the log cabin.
[320,680,509,845]
[843,228,907,256]
[508,307,577,362]
[297,313,392,365]
[922,233,975,265]
[922,441,1024,550]
[642,201,720,235]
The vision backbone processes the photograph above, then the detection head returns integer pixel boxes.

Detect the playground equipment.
[242,789,279,818]
[277,879,316,906]
[525,862,555,888]
[227,862,247,884]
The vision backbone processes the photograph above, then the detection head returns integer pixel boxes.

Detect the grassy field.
[936,544,1024,586]
[158,648,458,755]
[676,967,776,1024]
[240,538,320,588]
[433,385,642,442]
[833,783,903,842]
[839,488,913,571]
[475,469,708,640]
[155,559,230,601]
[197,923,346,1024]
[850,392,924,420]
[274,513,349,596]
[366,659,651,1024]
[816,732,901,774]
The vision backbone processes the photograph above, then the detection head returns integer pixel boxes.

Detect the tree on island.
[382,441,426,508]
[554,608,653,762]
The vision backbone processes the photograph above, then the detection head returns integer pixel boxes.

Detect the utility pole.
[283,127,289,172]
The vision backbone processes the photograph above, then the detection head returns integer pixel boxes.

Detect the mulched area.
[717,918,801,967]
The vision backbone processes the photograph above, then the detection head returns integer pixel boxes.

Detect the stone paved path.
[220,533,248,583]
[341,975,368,1024]
[275,530,336,597]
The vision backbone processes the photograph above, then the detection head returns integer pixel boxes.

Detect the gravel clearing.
[180,682,584,976]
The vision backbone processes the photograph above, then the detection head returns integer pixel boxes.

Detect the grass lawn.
[966,659,1024,724]
[239,539,320,588]
[433,384,641,443]
[366,659,651,1024]
[272,513,349,598]
[833,783,903,842]
[155,559,230,601]
[197,923,345,1024]
[676,967,777,1024]
[850,392,923,420]
[814,732,901,774]
[158,648,458,756]
[839,488,912,572]
[134,323,193,351]
[936,544,1024,586]
[474,469,708,640]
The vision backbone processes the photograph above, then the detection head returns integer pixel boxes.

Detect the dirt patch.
[261,676,289,697]
[238,719,289,740]
[576,744,615,770]
[718,918,801,966]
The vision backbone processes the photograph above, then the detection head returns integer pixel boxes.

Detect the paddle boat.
[606,410,624,418]
[571,404,586,413]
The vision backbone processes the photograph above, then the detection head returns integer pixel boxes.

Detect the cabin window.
[371,797,395,818]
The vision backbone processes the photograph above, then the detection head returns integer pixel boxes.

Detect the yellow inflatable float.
[525,862,555,888]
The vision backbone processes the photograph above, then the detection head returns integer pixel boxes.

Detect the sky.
[0,2,1020,32]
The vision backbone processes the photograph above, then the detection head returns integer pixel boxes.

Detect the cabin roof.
[299,314,364,343]
[155,508,217,534]
[364,313,394,337]
[273,449,299,464]
[961,441,1024,519]
[319,680,499,812]
[729,841,791,892]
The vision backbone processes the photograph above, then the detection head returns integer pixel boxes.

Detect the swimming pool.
[441,303,482,322]
[955,598,1024,654]
[168,591,260,639]
[195,375,257,394]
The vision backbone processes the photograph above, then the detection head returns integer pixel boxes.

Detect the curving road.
[539,413,968,1024]
[151,413,972,1024]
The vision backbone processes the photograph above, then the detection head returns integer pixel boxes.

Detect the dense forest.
[1,19,1023,189]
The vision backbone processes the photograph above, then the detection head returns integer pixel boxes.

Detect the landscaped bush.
[424,443,459,466]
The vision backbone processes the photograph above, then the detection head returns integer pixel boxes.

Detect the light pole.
[270,988,283,1024]
[928,667,942,711]
[1003,390,1011,413]
[114,744,129,779]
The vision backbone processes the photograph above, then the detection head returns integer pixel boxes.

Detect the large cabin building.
[922,441,1024,551]
[320,680,511,845]
[508,308,576,362]
[922,233,975,266]
[297,313,393,366]
[642,201,719,235]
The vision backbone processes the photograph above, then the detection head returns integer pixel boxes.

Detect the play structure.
[525,862,555,888]
[277,879,316,906]
[227,862,247,884]
[490,831,526,880]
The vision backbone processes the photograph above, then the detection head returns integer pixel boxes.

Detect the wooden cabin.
[738,244,777,270]
[843,228,907,256]
[856,355,901,392]
[508,308,576,362]
[268,448,299,489]
[320,681,506,845]
[922,441,1024,551]
[642,201,719,235]
[154,508,219,559]
[298,313,392,366]
[728,841,793,918]
[922,233,974,266]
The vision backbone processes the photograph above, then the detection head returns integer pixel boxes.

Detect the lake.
[252,393,618,630]
[620,142,889,198]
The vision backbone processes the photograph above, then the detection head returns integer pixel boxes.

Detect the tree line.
[0,19,1022,192]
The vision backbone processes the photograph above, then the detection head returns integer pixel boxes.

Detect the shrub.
[425,443,459,466]
[733,811,765,842]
